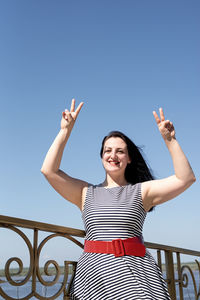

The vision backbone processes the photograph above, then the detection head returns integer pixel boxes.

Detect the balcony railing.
[0,214,200,300]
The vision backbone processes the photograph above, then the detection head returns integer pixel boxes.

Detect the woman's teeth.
[109,161,119,165]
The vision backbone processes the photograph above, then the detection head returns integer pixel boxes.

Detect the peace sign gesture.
[153,108,175,141]
[61,99,84,130]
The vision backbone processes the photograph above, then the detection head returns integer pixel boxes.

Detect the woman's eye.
[104,150,111,153]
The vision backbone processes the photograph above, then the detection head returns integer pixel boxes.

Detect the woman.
[41,99,195,299]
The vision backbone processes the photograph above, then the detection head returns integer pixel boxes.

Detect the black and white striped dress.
[70,183,171,300]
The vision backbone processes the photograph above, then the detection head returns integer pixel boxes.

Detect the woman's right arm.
[41,99,88,210]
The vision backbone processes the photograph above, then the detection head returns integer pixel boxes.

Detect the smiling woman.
[101,137,131,179]
[41,99,195,300]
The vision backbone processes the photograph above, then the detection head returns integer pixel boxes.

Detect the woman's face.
[102,137,131,175]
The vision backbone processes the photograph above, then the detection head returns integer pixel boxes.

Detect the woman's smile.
[108,160,120,166]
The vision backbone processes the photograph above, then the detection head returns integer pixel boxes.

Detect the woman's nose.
[110,151,117,159]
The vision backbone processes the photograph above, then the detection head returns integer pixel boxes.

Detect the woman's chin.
[105,167,124,175]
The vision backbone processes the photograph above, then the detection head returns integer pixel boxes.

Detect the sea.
[0,271,199,299]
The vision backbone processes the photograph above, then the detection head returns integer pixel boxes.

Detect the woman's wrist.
[164,136,178,151]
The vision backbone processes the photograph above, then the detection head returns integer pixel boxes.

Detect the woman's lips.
[108,161,120,166]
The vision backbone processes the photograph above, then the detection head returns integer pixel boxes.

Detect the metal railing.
[0,215,200,300]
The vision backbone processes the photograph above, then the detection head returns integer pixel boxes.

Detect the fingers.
[153,107,166,124]
[64,109,72,121]
[165,120,174,130]
[152,111,160,124]
[70,98,75,112]
[75,102,84,116]
[64,99,84,120]
[70,98,84,114]
[159,107,165,121]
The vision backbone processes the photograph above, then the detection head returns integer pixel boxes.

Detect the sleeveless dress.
[70,183,171,300]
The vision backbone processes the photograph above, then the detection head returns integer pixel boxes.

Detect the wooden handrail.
[0,214,85,237]
[145,242,200,257]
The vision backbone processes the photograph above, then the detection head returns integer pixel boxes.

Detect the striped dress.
[70,183,171,300]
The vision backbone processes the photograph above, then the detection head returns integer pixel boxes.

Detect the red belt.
[84,237,146,257]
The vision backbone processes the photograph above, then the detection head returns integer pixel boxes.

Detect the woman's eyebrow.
[104,147,126,150]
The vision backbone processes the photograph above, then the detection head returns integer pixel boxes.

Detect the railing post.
[157,250,162,271]
[32,229,38,294]
[165,250,176,300]
[176,252,184,300]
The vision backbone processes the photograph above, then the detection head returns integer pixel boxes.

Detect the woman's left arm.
[142,108,196,212]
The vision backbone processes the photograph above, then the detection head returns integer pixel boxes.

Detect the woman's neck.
[102,175,128,188]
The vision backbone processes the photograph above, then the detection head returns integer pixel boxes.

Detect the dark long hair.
[100,131,155,211]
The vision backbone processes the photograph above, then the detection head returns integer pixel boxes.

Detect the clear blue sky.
[0,0,199,267]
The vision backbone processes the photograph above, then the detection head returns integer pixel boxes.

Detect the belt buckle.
[112,238,125,257]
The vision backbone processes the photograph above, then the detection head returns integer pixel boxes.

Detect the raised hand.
[153,108,175,141]
[61,99,84,130]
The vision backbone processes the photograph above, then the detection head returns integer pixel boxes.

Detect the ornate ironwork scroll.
[0,225,34,299]
[181,260,200,300]
[0,219,83,300]
[35,233,80,299]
